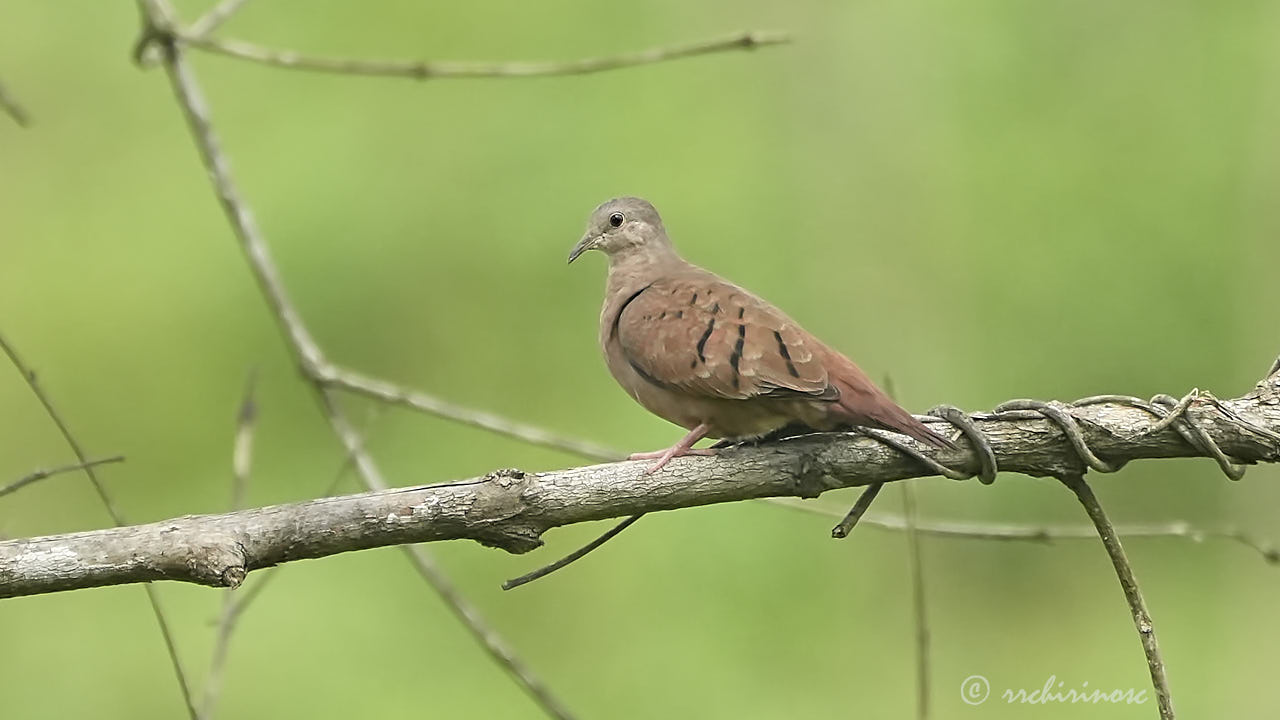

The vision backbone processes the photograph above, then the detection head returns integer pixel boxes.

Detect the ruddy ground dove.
[569,197,953,473]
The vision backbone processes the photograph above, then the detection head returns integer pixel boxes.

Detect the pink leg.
[628,423,715,474]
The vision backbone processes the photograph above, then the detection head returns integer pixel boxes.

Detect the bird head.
[568,196,671,265]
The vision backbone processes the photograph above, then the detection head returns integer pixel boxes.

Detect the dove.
[569,196,953,473]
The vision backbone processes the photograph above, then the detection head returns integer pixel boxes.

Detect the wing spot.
[696,318,716,363]
[728,323,746,390]
[710,302,721,315]
[690,293,698,306]
[774,330,801,378]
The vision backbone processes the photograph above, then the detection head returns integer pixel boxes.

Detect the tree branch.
[4,372,1279,599]
[177,31,789,80]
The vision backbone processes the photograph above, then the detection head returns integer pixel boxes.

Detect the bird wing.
[614,273,837,402]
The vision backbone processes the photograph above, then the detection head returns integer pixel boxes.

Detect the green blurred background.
[3,1,1279,717]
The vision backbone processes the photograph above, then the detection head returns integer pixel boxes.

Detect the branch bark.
[3,372,1278,599]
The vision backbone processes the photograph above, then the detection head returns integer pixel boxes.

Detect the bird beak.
[567,233,601,264]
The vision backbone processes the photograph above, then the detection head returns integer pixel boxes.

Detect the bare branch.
[769,498,1280,564]
[4,374,1280,599]
[320,368,621,461]
[1,333,129,523]
[0,456,125,498]
[188,0,252,38]
[177,30,789,81]
[0,77,29,127]
[1060,474,1175,719]
[831,482,883,538]
[502,514,644,590]
[0,329,197,720]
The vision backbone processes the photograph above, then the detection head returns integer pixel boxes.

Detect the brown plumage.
[569,196,953,472]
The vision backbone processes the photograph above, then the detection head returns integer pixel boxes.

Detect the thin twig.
[178,30,789,81]
[229,370,256,509]
[188,0,251,38]
[1059,474,1175,719]
[899,484,930,720]
[0,330,197,720]
[769,498,1280,564]
[831,483,884,538]
[0,456,125,498]
[321,368,621,461]
[1,334,128,523]
[199,371,259,720]
[0,77,29,127]
[503,514,644,590]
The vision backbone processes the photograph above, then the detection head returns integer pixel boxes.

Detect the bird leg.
[629,423,715,474]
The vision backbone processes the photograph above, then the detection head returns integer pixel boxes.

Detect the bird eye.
[609,212,624,228]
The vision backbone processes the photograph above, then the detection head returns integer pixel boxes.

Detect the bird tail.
[828,364,956,450]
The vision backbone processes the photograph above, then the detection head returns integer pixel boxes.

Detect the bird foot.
[629,423,715,474]
[628,447,717,474]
